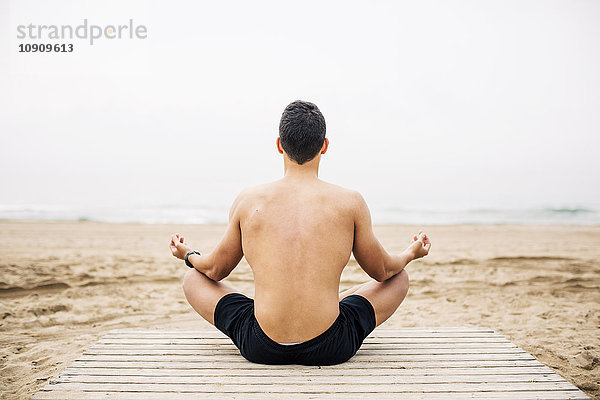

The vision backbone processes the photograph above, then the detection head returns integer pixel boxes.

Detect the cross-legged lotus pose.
[169,100,431,365]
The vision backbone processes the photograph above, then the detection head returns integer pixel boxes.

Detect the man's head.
[278,100,326,165]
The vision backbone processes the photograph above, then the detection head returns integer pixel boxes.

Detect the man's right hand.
[407,231,431,260]
[170,234,192,260]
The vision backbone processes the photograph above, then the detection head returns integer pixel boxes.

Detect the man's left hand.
[407,231,431,260]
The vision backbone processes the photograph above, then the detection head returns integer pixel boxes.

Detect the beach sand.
[0,222,598,399]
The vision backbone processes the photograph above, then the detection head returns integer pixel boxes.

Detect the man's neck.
[283,155,320,180]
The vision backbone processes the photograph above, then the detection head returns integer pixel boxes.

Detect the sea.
[0,203,598,225]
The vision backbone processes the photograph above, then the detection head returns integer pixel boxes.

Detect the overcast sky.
[1,0,599,211]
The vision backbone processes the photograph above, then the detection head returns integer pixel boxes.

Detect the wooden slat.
[60,365,556,376]
[37,381,581,393]
[88,342,520,350]
[85,347,527,355]
[69,360,545,369]
[103,330,500,336]
[108,327,496,334]
[52,373,566,384]
[98,337,512,344]
[31,390,591,400]
[75,353,536,362]
[103,332,504,339]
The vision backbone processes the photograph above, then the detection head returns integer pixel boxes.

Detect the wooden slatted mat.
[32,327,590,399]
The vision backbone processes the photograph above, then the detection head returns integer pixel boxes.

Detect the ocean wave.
[547,207,594,214]
[0,204,598,225]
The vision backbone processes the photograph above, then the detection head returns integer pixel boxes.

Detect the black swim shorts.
[213,292,376,366]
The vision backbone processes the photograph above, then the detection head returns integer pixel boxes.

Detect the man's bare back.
[170,100,430,363]
[240,178,357,342]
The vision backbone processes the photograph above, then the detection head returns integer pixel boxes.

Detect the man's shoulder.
[235,182,274,200]
[319,180,360,195]
[230,183,274,212]
[317,180,363,202]
[234,180,365,208]
[321,182,371,218]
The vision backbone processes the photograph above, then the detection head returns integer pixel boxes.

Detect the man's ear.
[320,138,329,155]
[276,137,284,154]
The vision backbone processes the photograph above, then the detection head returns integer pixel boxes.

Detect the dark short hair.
[279,100,326,165]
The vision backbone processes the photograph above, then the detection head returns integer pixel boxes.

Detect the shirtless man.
[169,100,431,365]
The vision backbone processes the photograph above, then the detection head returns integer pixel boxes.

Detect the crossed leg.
[183,267,409,328]
[339,269,409,327]
[182,269,239,325]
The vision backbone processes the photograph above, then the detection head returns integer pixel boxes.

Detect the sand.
[0,222,598,399]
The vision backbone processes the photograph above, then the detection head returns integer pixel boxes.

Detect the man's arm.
[351,192,431,282]
[170,193,245,281]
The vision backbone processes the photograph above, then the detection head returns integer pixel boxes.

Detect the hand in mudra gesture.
[169,233,191,260]
[407,231,431,260]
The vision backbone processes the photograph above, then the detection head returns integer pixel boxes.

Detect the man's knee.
[395,269,409,294]
[399,269,409,283]
[182,268,199,295]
